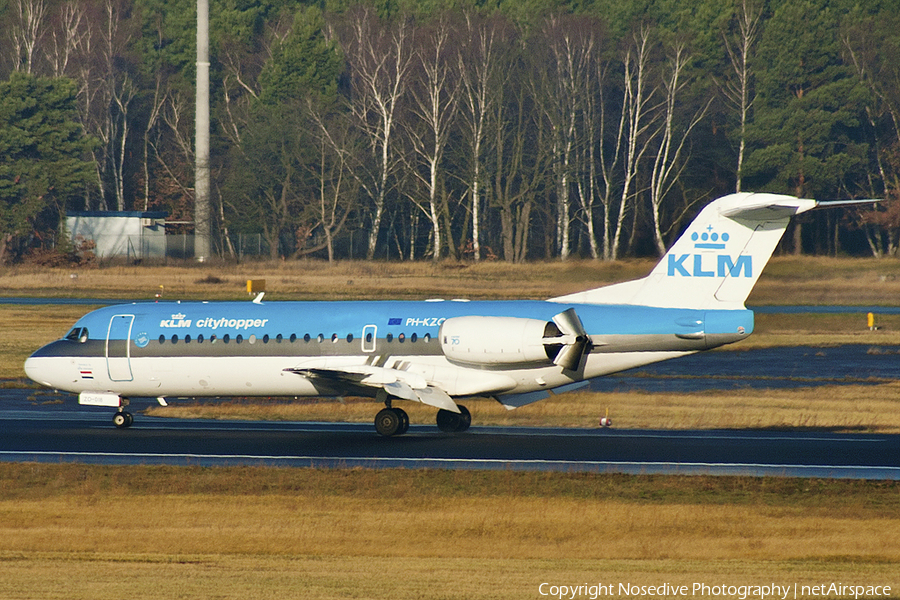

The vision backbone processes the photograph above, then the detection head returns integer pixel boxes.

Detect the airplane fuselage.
[25,299,752,404]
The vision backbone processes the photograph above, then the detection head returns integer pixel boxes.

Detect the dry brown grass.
[1,555,896,600]
[4,255,900,303]
[0,259,655,301]
[0,465,898,599]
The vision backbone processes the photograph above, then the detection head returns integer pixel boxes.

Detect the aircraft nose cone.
[24,355,53,387]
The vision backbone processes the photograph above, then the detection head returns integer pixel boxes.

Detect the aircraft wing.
[285,364,460,413]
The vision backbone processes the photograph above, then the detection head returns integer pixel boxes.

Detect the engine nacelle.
[439,316,556,366]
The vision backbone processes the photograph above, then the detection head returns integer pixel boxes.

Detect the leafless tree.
[302,118,358,262]
[340,7,413,259]
[457,12,511,261]
[720,0,762,192]
[648,41,710,255]
[46,1,88,78]
[539,15,599,260]
[611,24,656,260]
[405,15,460,261]
[8,0,46,74]
[73,0,135,211]
[491,44,548,263]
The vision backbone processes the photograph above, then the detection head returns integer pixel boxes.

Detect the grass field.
[3,257,900,598]
[1,465,898,599]
[4,255,900,303]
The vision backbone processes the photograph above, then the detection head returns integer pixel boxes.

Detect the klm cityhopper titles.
[25,193,863,436]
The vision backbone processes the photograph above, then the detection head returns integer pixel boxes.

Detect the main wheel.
[437,406,471,433]
[374,407,402,437]
[455,405,471,432]
[436,408,461,432]
[395,408,410,435]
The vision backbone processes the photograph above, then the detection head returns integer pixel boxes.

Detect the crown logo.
[171,313,186,320]
[691,225,729,249]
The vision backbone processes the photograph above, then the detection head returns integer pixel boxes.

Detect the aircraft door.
[362,324,377,353]
[106,314,135,382]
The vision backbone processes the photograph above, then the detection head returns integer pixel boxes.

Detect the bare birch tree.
[73,0,135,211]
[340,8,412,259]
[457,13,510,261]
[540,15,597,260]
[47,1,88,78]
[648,41,710,255]
[405,15,460,261]
[8,0,46,74]
[720,0,762,193]
[611,25,656,260]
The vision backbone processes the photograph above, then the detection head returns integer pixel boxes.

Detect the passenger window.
[331,334,338,343]
[159,335,165,344]
[184,335,191,344]
[346,333,354,343]
[171,335,178,344]
[236,335,243,344]
[411,333,417,343]
[290,334,297,343]
[276,334,283,343]
[223,334,230,343]
[398,333,405,343]
[303,333,310,342]
[198,334,204,343]
[386,333,393,342]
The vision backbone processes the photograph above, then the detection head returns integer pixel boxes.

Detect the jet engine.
[439,308,592,370]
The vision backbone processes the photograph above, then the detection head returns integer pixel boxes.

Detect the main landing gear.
[373,400,471,437]
[374,406,410,437]
[436,405,471,433]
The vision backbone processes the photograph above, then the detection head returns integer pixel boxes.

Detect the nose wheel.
[112,411,133,428]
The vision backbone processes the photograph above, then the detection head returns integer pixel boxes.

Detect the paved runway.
[2,390,897,479]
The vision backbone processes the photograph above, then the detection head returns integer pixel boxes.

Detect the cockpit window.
[65,328,89,343]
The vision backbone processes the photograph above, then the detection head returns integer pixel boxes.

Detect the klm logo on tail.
[667,225,752,278]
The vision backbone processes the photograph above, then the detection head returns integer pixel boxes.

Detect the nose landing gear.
[112,397,133,428]
[112,410,133,428]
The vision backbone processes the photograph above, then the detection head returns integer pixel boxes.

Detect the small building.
[66,211,168,260]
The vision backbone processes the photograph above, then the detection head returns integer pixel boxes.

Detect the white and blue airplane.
[23,192,858,435]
